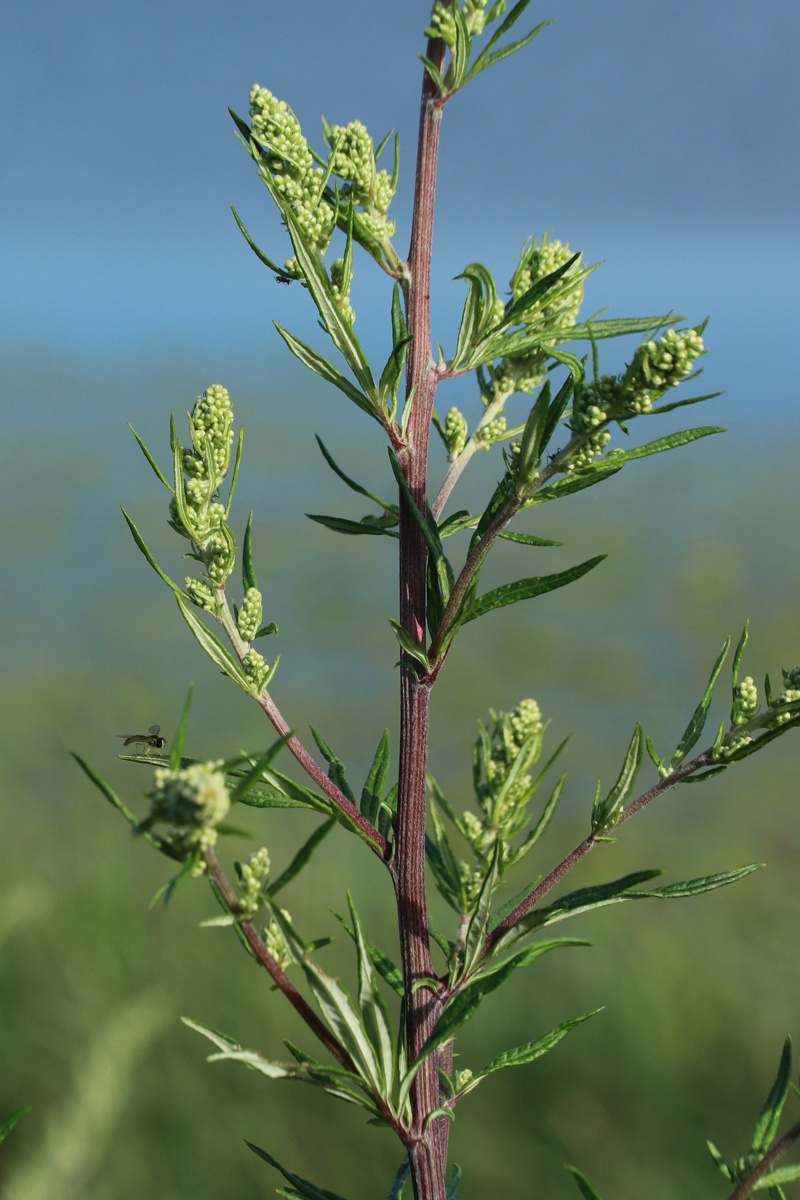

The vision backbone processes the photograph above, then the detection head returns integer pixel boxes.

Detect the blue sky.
[2,1,799,434]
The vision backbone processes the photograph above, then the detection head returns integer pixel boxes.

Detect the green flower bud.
[427,1,458,46]
[475,415,507,448]
[329,120,375,199]
[732,675,758,727]
[330,257,355,325]
[203,528,235,585]
[771,666,800,726]
[185,577,217,613]
[148,761,230,860]
[189,385,234,479]
[242,648,272,693]
[624,328,705,399]
[444,407,468,457]
[237,587,264,642]
[510,234,583,329]
[238,846,271,914]
[264,915,294,973]
[249,85,313,176]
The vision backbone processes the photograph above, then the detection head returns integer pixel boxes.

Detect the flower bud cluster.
[146,761,230,862]
[564,378,614,473]
[327,119,397,248]
[249,85,335,270]
[264,915,294,973]
[330,257,355,325]
[237,846,271,915]
[170,386,239,600]
[427,0,458,45]
[459,700,545,891]
[474,415,507,448]
[771,666,800,726]
[242,648,272,693]
[623,328,704,402]
[510,234,584,329]
[463,0,489,34]
[237,587,263,643]
[731,675,759,727]
[444,407,468,458]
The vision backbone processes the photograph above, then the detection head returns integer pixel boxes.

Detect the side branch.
[726,1119,800,1200]
[482,749,714,958]
[203,850,356,1071]
[256,691,391,861]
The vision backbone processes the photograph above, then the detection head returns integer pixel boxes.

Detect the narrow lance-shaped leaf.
[466,4,550,82]
[268,908,384,1096]
[176,596,253,694]
[751,1037,793,1156]
[315,436,397,512]
[461,842,504,978]
[360,729,390,824]
[242,510,257,591]
[169,684,194,771]
[275,324,376,419]
[389,618,431,673]
[591,724,643,833]
[603,426,724,466]
[267,819,336,897]
[670,636,731,769]
[464,555,606,624]
[245,1141,353,1200]
[565,1166,607,1200]
[347,894,395,1095]
[128,425,172,490]
[0,1106,31,1146]
[121,509,186,598]
[466,1009,602,1088]
[388,448,454,608]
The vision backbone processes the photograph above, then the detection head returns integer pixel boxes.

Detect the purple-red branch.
[256,691,391,861]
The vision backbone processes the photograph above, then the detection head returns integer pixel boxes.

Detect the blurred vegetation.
[1,347,798,1200]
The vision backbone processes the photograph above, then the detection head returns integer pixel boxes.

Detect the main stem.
[394,33,447,1200]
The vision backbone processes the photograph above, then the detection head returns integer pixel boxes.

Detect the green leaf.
[565,1165,606,1200]
[624,864,763,899]
[308,727,356,803]
[360,729,391,825]
[242,510,257,591]
[506,770,567,868]
[592,724,643,833]
[169,684,194,771]
[257,165,377,403]
[514,381,552,481]
[451,263,500,369]
[176,596,253,693]
[226,425,245,515]
[498,530,564,547]
[230,203,290,277]
[379,286,411,415]
[669,636,731,769]
[446,1163,461,1200]
[71,753,175,856]
[490,869,662,956]
[388,618,431,672]
[758,1164,800,1187]
[466,11,553,83]
[538,371,576,460]
[246,1141,353,1200]
[0,1105,31,1145]
[476,1009,602,1079]
[388,449,454,609]
[566,314,685,342]
[348,894,396,1094]
[386,1159,410,1200]
[121,508,186,598]
[464,555,605,623]
[604,426,724,466]
[275,324,376,419]
[307,513,399,537]
[269,910,385,1096]
[315,436,396,512]
[530,462,623,505]
[128,425,172,490]
[267,819,336,897]
[461,843,504,978]
[427,803,468,914]
[332,912,404,998]
[751,1037,793,1155]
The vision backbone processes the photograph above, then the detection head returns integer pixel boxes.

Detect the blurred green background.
[2,2,799,1198]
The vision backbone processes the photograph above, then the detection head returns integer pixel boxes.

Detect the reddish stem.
[394,28,449,1200]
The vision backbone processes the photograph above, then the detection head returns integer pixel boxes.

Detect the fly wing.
[148,725,161,736]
